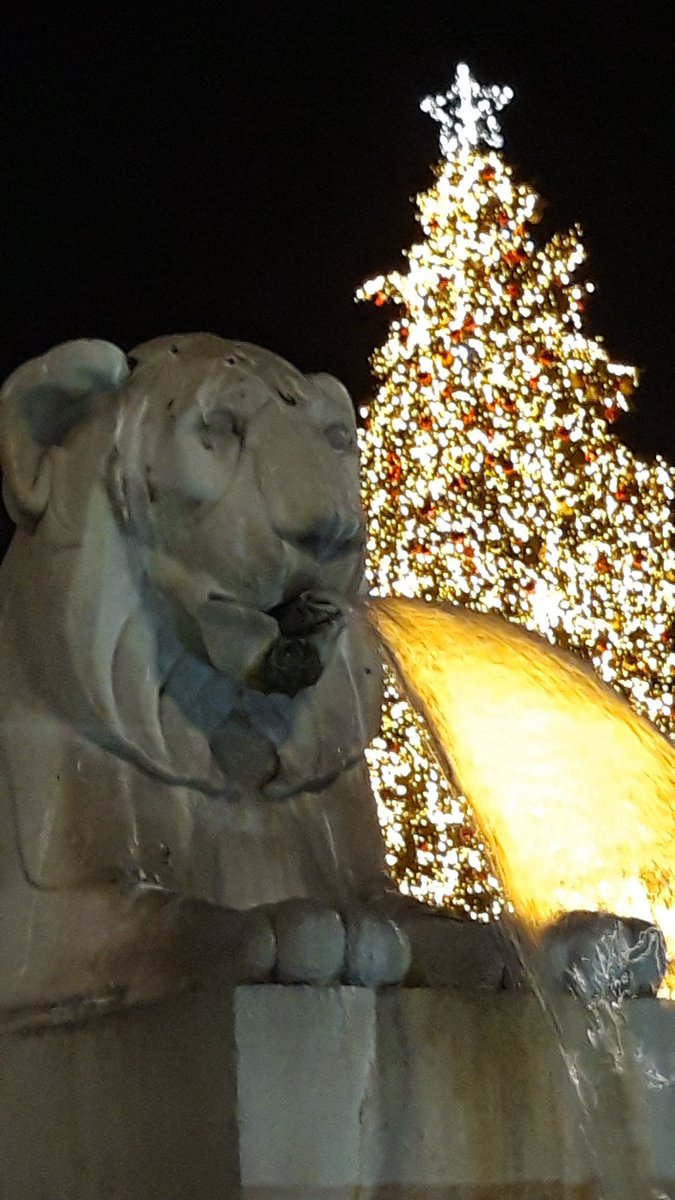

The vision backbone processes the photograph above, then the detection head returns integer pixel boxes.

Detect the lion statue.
[2,334,662,1030]
[0,333,440,1028]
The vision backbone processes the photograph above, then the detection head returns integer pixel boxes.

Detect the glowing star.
[420,62,513,157]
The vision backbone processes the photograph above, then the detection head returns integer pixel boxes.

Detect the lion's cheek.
[151,431,235,507]
[184,495,290,612]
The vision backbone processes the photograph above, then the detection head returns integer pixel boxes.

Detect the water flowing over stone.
[366,595,675,970]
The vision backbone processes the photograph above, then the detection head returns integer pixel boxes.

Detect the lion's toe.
[344,912,411,987]
[271,899,346,985]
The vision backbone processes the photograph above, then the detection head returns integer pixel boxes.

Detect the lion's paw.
[265,899,410,987]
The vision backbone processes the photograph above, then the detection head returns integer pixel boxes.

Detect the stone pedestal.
[1,987,674,1199]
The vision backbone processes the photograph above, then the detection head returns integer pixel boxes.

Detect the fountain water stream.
[366,596,675,962]
[366,592,675,1199]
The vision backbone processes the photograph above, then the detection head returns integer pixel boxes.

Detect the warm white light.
[356,63,675,936]
[369,597,675,974]
[421,63,513,156]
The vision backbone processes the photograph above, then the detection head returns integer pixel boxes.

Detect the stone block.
[1,987,674,1199]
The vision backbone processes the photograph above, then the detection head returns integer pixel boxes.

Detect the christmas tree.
[357,63,675,919]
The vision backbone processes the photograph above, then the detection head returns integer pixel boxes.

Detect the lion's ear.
[307,373,352,407]
[0,339,129,529]
[306,372,356,426]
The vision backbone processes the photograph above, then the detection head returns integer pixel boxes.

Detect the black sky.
[1,3,673,527]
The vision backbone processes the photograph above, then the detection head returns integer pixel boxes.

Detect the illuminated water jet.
[367,595,675,978]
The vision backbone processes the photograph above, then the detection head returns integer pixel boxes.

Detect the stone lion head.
[0,334,383,907]
[2,332,368,661]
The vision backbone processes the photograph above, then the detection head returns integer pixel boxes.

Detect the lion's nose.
[287,514,365,563]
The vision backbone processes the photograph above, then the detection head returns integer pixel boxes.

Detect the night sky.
[1,4,673,553]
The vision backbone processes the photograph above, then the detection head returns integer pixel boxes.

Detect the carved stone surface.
[2,986,675,1199]
[534,910,668,1001]
[4,333,651,1032]
[0,334,422,1026]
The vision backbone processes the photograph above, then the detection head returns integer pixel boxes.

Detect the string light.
[357,64,675,923]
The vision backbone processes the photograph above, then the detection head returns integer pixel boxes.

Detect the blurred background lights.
[356,64,675,928]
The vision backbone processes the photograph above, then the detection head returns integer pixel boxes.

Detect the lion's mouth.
[206,568,319,614]
[280,570,321,607]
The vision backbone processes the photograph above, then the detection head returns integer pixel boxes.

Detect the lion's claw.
[248,899,411,987]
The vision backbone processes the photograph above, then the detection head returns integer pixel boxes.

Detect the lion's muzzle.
[282,513,365,563]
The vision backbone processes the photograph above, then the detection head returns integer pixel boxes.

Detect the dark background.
[1,3,673,551]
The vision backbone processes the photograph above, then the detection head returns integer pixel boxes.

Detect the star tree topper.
[420,62,513,158]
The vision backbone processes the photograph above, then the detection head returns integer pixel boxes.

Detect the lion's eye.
[324,422,354,452]
[199,409,244,449]
[277,389,297,407]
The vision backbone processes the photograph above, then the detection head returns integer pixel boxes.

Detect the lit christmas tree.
[357,63,675,919]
